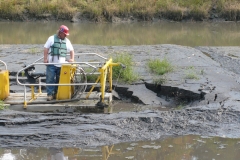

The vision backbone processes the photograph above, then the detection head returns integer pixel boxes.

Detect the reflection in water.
[0,135,240,160]
[48,148,68,160]
[1,21,240,46]
[0,149,15,160]
[102,145,115,160]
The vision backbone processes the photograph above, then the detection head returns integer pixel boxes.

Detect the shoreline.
[0,14,233,24]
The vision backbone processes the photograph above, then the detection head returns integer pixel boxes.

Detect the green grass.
[153,76,167,85]
[0,100,7,110]
[1,0,240,21]
[84,67,99,82]
[176,102,186,110]
[112,52,139,84]
[184,66,199,80]
[147,58,173,75]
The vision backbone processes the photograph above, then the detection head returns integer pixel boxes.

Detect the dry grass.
[0,0,25,19]
[221,1,240,21]
[0,0,240,21]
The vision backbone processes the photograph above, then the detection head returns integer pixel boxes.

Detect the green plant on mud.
[112,52,139,84]
[200,69,204,75]
[184,66,199,80]
[153,76,167,85]
[176,103,185,110]
[83,67,99,82]
[147,58,173,75]
[0,100,8,110]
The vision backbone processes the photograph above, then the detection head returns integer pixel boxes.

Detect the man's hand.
[67,59,74,62]
[44,59,48,63]
[68,50,74,62]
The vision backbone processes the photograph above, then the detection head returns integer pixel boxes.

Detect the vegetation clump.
[112,52,139,84]
[84,67,99,83]
[184,66,199,80]
[1,0,240,22]
[147,58,173,75]
[0,100,7,110]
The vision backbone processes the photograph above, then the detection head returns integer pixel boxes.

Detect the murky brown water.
[1,21,240,46]
[1,135,239,160]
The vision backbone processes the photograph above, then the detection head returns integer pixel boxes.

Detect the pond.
[1,21,240,46]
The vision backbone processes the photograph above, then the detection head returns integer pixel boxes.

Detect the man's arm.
[44,48,49,63]
[68,50,74,62]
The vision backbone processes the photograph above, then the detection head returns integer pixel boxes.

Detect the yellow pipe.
[110,63,121,67]
[38,87,42,94]
[86,76,100,99]
[101,58,113,70]
[31,86,36,100]
[99,68,105,102]
[28,93,42,103]
[108,66,113,91]
[93,58,121,103]
[24,101,27,109]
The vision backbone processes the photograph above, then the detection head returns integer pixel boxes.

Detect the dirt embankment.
[1,44,240,148]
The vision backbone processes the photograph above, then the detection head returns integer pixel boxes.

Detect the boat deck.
[3,92,112,112]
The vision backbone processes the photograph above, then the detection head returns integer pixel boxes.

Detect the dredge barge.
[0,53,123,112]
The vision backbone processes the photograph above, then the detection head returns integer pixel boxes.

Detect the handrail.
[0,59,7,70]
[16,62,99,86]
[14,52,120,108]
[16,52,108,87]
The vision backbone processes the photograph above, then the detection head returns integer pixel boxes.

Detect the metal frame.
[15,53,120,108]
[0,59,8,70]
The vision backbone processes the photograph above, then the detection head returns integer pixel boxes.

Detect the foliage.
[83,67,99,82]
[184,66,199,80]
[147,58,173,75]
[0,0,25,19]
[112,52,139,84]
[26,0,76,19]
[176,102,186,110]
[153,76,167,85]
[1,0,240,21]
[0,100,7,110]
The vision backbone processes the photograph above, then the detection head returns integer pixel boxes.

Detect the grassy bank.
[0,0,240,22]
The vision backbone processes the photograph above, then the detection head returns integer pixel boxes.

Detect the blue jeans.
[46,65,61,96]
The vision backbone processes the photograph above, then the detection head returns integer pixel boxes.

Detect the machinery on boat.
[0,53,124,110]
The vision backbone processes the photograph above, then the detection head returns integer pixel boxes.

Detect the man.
[43,25,74,101]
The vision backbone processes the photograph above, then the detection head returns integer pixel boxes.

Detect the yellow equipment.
[0,70,9,100]
[2,53,123,109]
[0,60,9,100]
[56,64,76,100]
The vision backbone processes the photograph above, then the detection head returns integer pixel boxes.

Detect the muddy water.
[0,135,239,160]
[1,21,240,46]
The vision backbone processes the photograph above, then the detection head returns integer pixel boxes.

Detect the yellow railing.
[86,58,121,104]
[12,53,121,108]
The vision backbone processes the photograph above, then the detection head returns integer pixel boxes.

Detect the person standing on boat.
[43,25,74,101]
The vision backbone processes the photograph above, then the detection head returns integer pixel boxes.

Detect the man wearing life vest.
[43,25,74,101]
